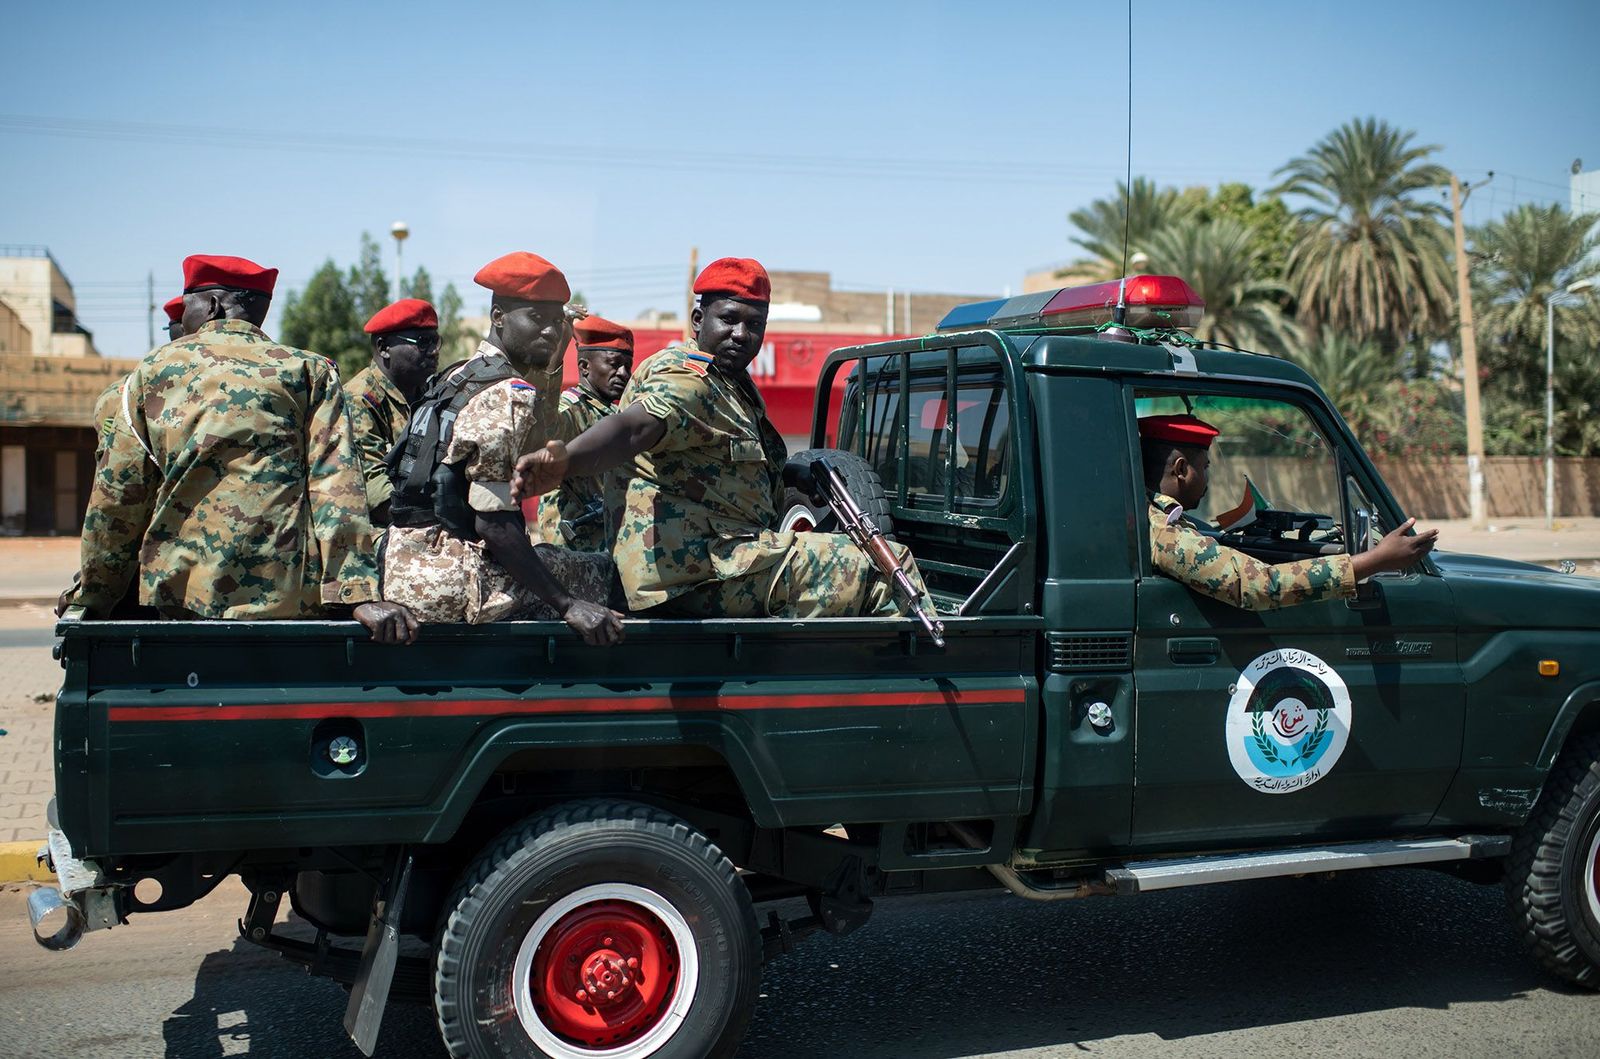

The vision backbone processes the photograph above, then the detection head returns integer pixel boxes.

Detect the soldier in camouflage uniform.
[56,296,193,619]
[1140,414,1438,610]
[382,252,624,645]
[512,256,932,619]
[535,315,634,551]
[74,254,416,643]
[345,298,439,525]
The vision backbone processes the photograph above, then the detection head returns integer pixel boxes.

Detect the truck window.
[1136,391,1345,557]
[853,349,1011,510]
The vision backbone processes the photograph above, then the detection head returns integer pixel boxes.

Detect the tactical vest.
[385,356,518,540]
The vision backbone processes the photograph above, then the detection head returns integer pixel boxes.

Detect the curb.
[0,840,55,884]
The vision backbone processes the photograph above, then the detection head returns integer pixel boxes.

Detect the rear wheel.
[1506,731,1600,988]
[780,448,894,537]
[435,800,760,1058]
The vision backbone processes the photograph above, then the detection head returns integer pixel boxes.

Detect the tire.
[1506,730,1600,989]
[781,447,894,537]
[434,800,761,1059]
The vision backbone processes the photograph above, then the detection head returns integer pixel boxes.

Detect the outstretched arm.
[512,403,666,500]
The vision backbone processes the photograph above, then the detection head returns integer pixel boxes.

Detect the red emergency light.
[1042,274,1204,330]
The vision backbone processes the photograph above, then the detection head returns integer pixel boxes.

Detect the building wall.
[0,301,33,353]
[0,248,98,358]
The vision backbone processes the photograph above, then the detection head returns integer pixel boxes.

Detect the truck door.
[1128,386,1463,850]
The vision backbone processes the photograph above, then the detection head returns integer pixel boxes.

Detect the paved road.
[1,869,1595,1059]
[0,627,54,651]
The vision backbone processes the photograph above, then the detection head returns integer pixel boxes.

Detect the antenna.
[1113,0,1134,328]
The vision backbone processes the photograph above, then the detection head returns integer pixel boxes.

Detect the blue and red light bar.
[937,274,1205,333]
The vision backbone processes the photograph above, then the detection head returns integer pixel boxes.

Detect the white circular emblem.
[1225,648,1351,793]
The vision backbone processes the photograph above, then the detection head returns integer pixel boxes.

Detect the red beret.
[364,298,439,335]
[573,315,633,352]
[693,257,770,302]
[1139,414,1220,448]
[162,296,184,323]
[182,254,278,295]
[473,252,570,303]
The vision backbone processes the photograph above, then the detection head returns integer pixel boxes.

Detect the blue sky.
[2,0,1594,357]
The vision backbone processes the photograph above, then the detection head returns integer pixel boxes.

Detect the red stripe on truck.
[106,686,1027,723]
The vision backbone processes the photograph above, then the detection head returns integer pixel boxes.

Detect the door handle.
[1167,637,1219,665]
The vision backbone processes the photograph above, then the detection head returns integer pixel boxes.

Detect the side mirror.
[1351,508,1373,555]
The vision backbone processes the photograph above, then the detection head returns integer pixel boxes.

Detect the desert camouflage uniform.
[614,340,930,618]
[382,344,616,623]
[535,380,619,551]
[75,320,380,619]
[343,363,410,520]
[1148,492,1355,610]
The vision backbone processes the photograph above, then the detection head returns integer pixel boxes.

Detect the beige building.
[0,246,136,534]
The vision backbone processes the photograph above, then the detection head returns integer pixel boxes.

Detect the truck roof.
[848,329,1329,397]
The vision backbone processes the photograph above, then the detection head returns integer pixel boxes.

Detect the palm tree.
[1062,177,1198,282]
[1283,330,1401,427]
[1143,218,1301,356]
[1473,204,1599,390]
[1273,117,1454,349]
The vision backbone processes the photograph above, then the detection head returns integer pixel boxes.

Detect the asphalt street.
[1,869,1596,1059]
[0,626,54,651]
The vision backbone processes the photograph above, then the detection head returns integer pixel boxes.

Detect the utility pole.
[684,246,698,341]
[145,270,155,350]
[1450,171,1491,528]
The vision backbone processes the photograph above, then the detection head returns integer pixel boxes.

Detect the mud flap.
[343,849,414,1057]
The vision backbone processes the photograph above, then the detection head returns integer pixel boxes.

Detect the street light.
[1544,277,1596,529]
[390,221,410,302]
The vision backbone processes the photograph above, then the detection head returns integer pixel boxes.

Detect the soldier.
[57,293,194,618]
[381,252,625,645]
[74,254,416,643]
[162,295,186,342]
[534,314,634,550]
[1140,414,1438,610]
[511,256,933,620]
[346,298,439,525]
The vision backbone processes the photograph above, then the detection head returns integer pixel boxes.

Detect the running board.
[1104,835,1510,895]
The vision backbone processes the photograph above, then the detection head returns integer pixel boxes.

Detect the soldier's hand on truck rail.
[560,597,626,647]
[511,440,568,500]
[353,601,421,644]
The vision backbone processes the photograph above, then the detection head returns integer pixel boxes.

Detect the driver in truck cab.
[1140,413,1439,610]
[512,256,934,620]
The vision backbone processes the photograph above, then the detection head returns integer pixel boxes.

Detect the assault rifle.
[807,457,946,648]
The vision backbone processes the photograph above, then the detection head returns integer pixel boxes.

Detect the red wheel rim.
[529,898,681,1049]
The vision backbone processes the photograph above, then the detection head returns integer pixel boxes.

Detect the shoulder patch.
[508,379,538,391]
[682,352,714,376]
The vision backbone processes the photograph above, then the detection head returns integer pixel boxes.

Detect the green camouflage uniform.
[535,379,618,551]
[1148,492,1355,610]
[382,344,617,624]
[614,340,930,618]
[75,320,380,619]
[343,363,411,520]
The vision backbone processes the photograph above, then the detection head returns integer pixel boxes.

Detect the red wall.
[562,327,910,439]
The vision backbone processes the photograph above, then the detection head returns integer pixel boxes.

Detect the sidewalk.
[0,537,78,605]
[1428,517,1600,572]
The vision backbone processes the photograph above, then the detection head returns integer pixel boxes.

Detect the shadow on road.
[153,869,1584,1058]
[162,937,443,1059]
[737,869,1583,1058]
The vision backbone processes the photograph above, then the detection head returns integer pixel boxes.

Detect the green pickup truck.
[30,275,1600,1059]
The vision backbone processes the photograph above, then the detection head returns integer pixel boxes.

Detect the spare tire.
[780,448,894,537]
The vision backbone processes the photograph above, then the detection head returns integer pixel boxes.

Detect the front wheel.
[434,800,761,1058]
[1506,731,1600,988]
